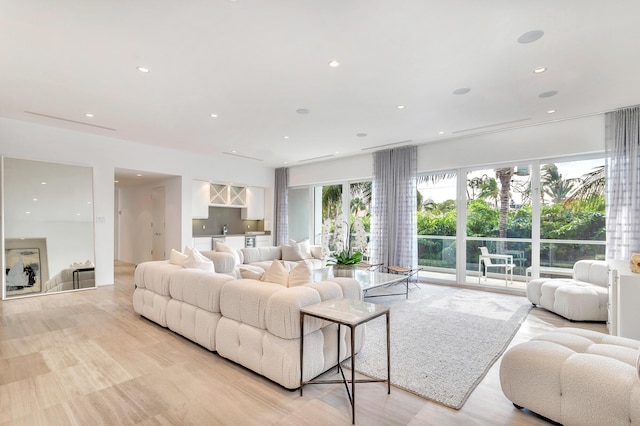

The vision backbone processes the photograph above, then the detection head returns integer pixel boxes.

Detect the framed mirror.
[2,157,95,299]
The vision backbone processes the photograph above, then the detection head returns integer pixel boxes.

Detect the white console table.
[608,260,640,340]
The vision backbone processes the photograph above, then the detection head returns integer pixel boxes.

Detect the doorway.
[152,186,166,260]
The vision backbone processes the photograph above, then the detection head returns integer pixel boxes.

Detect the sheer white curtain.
[370,145,417,268]
[605,106,640,260]
[274,167,289,245]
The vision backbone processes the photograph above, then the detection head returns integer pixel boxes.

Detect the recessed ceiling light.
[136,173,143,177]
[231,150,237,153]
[539,90,558,98]
[296,108,310,115]
[356,133,367,137]
[438,131,445,135]
[517,30,544,44]
[25,211,31,214]
[396,105,405,109]
[533,67,547,74]
[85,113,94,118]
[114,180,119,183]
[328,59,340,67]
[453,88,470,95]
[33,198,38,201]
[547,109,557,114]
[136,66,150,73]
[335,151,339,154]
[77,213,81,216]
[41,181,47,185]
[283,136,289,139]
[210,113,218,118]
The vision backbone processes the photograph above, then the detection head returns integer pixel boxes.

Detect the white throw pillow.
[310,245,322,259]
[169,249,188,266]
[289,239,312,259]
[262,260,289,286]
[281,244,305,261]
[183,247,215,272]
[215,241,241,266]
[288,262,312,287]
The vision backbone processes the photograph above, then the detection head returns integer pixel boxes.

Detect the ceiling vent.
[24,111,116,131]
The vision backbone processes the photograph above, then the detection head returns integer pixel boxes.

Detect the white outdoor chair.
[478,246,515,286]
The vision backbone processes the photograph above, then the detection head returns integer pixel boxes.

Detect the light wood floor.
[0,262,607,425]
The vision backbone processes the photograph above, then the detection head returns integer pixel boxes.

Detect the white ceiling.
[1,0,639,168]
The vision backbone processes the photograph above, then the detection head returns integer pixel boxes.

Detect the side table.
[300,299,390,424]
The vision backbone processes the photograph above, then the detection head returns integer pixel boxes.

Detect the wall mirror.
[2,157,95,299]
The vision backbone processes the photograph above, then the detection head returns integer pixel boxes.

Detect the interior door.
[152,186,166,261]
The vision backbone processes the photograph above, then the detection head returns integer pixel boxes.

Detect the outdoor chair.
[478,246,515,286]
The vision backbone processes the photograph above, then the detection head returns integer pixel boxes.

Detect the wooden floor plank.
[0,262,606,425]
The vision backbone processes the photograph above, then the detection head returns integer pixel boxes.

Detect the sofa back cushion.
[573,260,609,287]
[241,246,282,264]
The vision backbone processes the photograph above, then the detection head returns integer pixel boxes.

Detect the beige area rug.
[349,283,532,409]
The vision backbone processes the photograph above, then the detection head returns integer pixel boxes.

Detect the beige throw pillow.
[262,260,289,286]
[288,262,312,287]
[169,248,188,266]
[239,266,264,280]
[182,247,215,272]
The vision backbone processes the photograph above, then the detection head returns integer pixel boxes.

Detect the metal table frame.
[300,299,390,424]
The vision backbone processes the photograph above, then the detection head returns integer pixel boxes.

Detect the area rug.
[349,283,532,409]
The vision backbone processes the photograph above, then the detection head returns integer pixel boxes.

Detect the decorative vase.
[332,264,356,277]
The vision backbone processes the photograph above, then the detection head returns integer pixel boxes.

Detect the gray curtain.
[273,167,289,245]
[370,145,417,269]
[605,106,640,260]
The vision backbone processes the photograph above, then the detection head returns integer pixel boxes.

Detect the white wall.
[117,176,183,265]
[289,115,605,185]
[1,113,606,285]
[0,117,274,286]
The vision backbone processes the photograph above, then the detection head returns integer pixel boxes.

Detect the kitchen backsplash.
[192,206,263,236]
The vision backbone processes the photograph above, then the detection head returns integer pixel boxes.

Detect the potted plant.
[326,219,366,275]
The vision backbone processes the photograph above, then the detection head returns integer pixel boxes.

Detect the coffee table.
[312,267,410,298]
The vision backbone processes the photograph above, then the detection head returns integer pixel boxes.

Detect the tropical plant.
[326,219,366,266]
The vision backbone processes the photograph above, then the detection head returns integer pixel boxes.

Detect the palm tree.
[542,164,576,204]
[322,185,342,219]
[478,176,499,208]
[495,167,514,240]
[565,165,605,208]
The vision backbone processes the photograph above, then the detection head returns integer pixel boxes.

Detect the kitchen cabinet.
[255,235,272,247]
[608,260,640,340]
[192,237,212,251]
[224,235,246,250]
[241,187,265,220]
[192,180,210,219]
[210,183,247,207]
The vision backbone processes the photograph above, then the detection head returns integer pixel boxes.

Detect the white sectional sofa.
[500,327,640,425]
[526,260,609,321]
[132,259,365,389]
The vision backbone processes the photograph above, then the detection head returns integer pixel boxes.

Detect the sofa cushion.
[199,250,236,274]
[262,260,289,286]
[215,241,241,266]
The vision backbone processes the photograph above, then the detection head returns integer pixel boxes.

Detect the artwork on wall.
[5,238,48,296]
